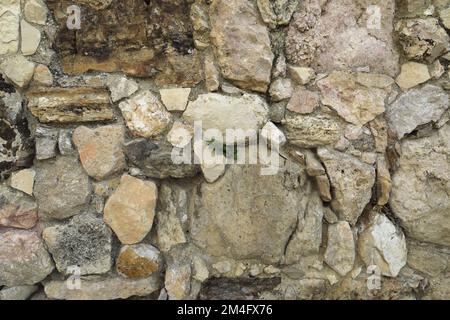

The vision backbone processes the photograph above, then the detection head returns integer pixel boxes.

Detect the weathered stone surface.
[287,88,319,115]
[286,0,399,76]
[117,244,162,279]
[35,126,58,160]
[397,18,450,62]
[24,0,48,25]
[440,7,450,29]
[317,71,387,126]
[358,213,407,277]
[119,91,172,138]
[73,125,125,180]
[204,51,220,92]
[257,0,299,28]
[0,9,19,55]
[43,213,112,275]
[34,157,91,220]
[0,230,54,286]
[21,19,41,56]
[44,274,161,300]
[46,0,202,85]
[184,93,269,140]
[210,0,274,92]
[390,124,450,247]
[395,62,430,90]
[283,109,344,148]
[10,168,35,196]
[269,79,293,102]
[376,155,392,206]
[160,88,191,112]
[260,121,286,148]
[165,263,192,300]
[0,55,35,88]
[124,139,199,179]
[104,175,157,244]
[32,64,53,86]
[106,75,138,103]
[386,85,448,139]
[317,148,376,225]
[27,87,113,123]
[0,184,37,229]
[167,121,193,148]
[324,221,355,276]
[407,241,449,277]
[189,161,310,264]
[288,66,315,85]
[0,285,37,300]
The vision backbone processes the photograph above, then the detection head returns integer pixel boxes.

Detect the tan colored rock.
[396,62,430,90]
[407,241,449,277]
[305,150,325,177]
[73,125,126,181]
[104,175,157,245]
[317,147,376,225]
[44,274,161,300]
[160,88,191,111]
[287,88,319,114]
[27,87,113,123]
[167,121,193,148]
[269,78,293,102]
[0,55,35,88]
[376,155,391,206]
[288,66,315,85]
[440,7,450,29]
[0,184,37,229]
[0,10,19,55]
[358,213,407,277]
[204,51,220,92]
[116,244,162,279]
[106,75,139,103]
[10,169,35,196]
[165,263,191,300]
[318,71,387,126]
[356,73,395,89]
[119,91,172,138]
[316,175,332,203]
[210,0,274,92]
[369,116,388,153]
[324,221,355,276]
[32,64,53,86]
[20,19,41,56]
[24,0,48,25]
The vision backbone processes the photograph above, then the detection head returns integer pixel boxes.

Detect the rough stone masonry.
[0,0,449,300]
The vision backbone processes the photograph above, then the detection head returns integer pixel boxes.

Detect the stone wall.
[0,0,449,300]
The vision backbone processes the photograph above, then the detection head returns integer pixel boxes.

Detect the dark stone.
[124,139,200,179]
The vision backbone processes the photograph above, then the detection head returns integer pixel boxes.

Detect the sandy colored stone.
[376,155,392,206]
[116,244,162,279]
[73,125,126,180]
[119,91,172,138]
[21,19,41,56]
[106,75,139,103]
[27,87,113,123]
[32,64,53,86]
[0,55,35,88]
[396,62,430,90]
[324,221,355,276]
[165,263,191,300]
[10,168,35,196]
[0,10,19,55]
[0,184,37,229]
[287,88,319,114]
[269,78,293,102]
[167,121,193,148]
[288,66,315,85]
[24,0,48,25]
[160,88,191,111]
[440,7,450,29]
[104,175,157,244]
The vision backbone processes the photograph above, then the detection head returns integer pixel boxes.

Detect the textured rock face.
[34,157,91,220]
[210,0,274,92]
[0,184,37,229]
[43,214,112,275]
[390,125,450,247]
[104,175,157,244]
[324,221,355,276]
[116,244,162,279]
[0,230,54,286]
[286,0,399,76]
[189,161,310,264]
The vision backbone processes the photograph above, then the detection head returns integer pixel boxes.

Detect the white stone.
[106,75,139,102]
[160,88,191,111]
[21,19,41,56]
[10,169,35,196]
[167,121,193,148]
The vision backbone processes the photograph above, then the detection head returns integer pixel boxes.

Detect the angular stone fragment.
[24,0,48,25]
[407,241,449,277]
[376,155,391,206]
[287,88,319,114]
[117,244,162,279]
[184,93,269,140]
[165,263,192,300]
[317,71,387,126]
[260,121,287,148]
[44,274,161,300]
[210,0,274,92]
[35,126,58,160]
[124,140,199,179]
[10,168,35,196]
[288,66,315,85]
[119,91,172,138]
[304,150,325,177]
[204,51,220,92]
[0,230,54,286]
[43,213,112,275]
[0,184,37,229]
[358,213,407,277]
[104,175,157,244]
[0,55,35,88]
[390,124,450,247]
[27,87,113,123]
[269,79,293,102]
[315,175,332,203]
[106,75,138,103]
[160,88,191,111]
[324,221,355,276]
[397,18,450,62]
[20,19,41,56]
[257,0,299,28]
[386,84,448,139]
[0,10,19,55]
[317,148,375,225]
[283,110,344,148]
[189,161,309,264]
[34,157,91,220]
[73,125,125,180]
[32,64,53,86]
[395,62,430,90]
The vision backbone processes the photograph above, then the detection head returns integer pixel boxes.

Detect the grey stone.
[35,126,58,160]
[0,285,37,300]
